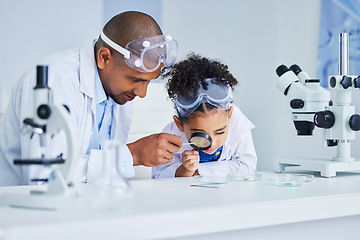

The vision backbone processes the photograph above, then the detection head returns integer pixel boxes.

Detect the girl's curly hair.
[161,53,238,100]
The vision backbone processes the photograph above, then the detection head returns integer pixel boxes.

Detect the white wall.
[0,0,103,112]
[162,0,360,171]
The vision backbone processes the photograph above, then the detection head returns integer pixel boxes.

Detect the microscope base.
[274,157,360,178]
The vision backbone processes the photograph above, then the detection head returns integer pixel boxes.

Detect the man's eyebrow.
[128,75,147,82]
[128,73,161,82]
[214,125,227,132]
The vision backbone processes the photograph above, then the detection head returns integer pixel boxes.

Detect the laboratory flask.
[91,140,132,211]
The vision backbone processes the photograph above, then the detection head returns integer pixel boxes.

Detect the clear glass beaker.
[91,140,132,211]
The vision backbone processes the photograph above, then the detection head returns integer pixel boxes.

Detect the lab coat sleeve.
[197,106,257,176]
[151,122,183,179]
[0,76,25,186]
[87,145,135,183]
[151,153,181,179]
[197,130,257,176]
[227,130,257,175]
[117,145,135,177]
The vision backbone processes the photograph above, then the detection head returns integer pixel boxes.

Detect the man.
[0,11,182,186]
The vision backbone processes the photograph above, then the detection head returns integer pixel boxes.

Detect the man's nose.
[134,83,148,98]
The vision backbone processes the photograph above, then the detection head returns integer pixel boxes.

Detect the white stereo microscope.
[1,65,82,210]
[275,33,360,177]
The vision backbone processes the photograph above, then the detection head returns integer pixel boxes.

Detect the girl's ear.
[228,106,234,119]
[173,115,184,132]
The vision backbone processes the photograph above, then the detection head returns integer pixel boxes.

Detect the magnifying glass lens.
[188,132,212,151]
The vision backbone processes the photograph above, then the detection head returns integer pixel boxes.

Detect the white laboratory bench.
[1,171,360,240]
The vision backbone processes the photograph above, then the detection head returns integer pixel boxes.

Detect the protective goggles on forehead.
[100,31,178,73]
[173,78,232,117]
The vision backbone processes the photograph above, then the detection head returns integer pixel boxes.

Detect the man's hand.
[127,133,182,167]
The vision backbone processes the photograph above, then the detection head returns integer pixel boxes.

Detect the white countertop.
[1,171,360,240]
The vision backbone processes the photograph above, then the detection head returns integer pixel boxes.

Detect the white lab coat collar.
[79,39,97,118]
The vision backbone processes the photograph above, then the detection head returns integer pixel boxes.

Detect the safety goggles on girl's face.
[173,78,232,117]
[100,31,178,73]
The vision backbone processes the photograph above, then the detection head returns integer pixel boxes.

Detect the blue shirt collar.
[199,146,224,163]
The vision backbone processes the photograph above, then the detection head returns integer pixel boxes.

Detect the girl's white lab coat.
[152,105,257,178]
[0,40,135,186]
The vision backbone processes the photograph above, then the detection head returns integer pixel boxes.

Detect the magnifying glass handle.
[183,142,202,148]
[183,142,201,148]
[182,142,194,146]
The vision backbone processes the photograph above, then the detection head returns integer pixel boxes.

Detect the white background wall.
[0,0,103,112]
[1,0,359,172]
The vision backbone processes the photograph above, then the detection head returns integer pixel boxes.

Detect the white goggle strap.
[100,31,130,59]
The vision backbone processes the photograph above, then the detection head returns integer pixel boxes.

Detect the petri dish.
[194,175,231,184]
[297,174,314,182]
[266,175,305,187]
[279,173,314,183]
[231,173,262,182]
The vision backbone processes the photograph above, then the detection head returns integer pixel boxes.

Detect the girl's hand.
[175,150,199,177]
[181,150,199,173]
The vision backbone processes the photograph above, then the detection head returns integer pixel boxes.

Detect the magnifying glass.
[183,132,212,151]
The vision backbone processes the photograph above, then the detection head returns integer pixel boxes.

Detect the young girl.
[152,53,257,178]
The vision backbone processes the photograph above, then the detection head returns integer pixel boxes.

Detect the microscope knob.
[349,114,360,131]
[314,110,335,129]
[340,76,352,89]
[37,104,51,119]
[354,76,360,89]
[329,77,337,88]
[327,140,338,147]
[290,99,304,109]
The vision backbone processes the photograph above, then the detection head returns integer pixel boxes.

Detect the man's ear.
[97,47,112,69]
[173,115,184,132]
[228,106,234,119]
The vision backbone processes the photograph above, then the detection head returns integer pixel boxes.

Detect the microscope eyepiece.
[34,65,49,89]
[289,64,302,75]
[276,65,289,77]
